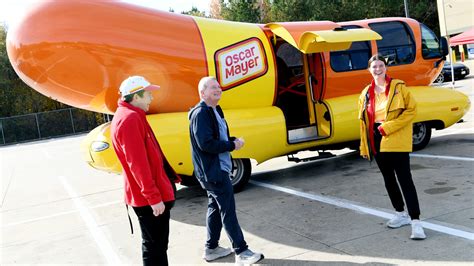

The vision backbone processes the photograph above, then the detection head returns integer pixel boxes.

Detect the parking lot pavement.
[1,78,473,265]
[2,124,473,265]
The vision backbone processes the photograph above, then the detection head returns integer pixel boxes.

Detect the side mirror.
[440,37,449,57]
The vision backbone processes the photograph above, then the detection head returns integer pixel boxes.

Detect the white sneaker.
[202,246,232,262]
[410,220,426,240]
[387,211,410,228]
[235,249,264,265]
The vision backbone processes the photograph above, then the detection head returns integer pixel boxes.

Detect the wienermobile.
[7,0,470,191]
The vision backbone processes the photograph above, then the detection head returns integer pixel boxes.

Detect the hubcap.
[413,123,426,145]
[435,73,444,83]
[230,159,243,185]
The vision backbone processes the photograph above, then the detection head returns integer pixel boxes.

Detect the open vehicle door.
[267,23,381,143]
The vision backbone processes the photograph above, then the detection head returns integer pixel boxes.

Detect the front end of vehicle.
[80,122,122,174]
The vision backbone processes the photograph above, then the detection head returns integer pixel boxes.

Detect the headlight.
[91,141,110,152]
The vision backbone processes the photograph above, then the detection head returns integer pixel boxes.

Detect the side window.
[330,25,371,72]
[369,21,415,66]
[420,23,443,59]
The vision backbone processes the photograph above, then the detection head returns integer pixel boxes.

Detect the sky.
[0,0,211,25]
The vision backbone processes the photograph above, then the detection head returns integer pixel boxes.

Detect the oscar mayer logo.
[215,38,268,90]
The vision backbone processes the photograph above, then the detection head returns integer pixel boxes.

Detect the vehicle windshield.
[421,24,443,59]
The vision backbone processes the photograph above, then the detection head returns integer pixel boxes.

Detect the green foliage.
[181,6,208,17]
[0,24,16,84]
[408,0,439,35]
[220,0,263,23]
[271,0,403,22]
[270,0,319,22]
[219,0,440,36]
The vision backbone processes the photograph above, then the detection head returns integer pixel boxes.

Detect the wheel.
[435,72,444,83]
[412,122,431,151]
[230,158,251,192]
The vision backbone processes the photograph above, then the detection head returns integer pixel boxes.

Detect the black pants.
[373,125,420,220]
[133,202,174,266]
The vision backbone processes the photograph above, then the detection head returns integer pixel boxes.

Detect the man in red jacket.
[111,76,180,266]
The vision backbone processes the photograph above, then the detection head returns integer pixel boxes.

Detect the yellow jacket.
[358,79,417,160]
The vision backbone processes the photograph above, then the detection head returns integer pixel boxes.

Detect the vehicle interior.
[274,41,331,144]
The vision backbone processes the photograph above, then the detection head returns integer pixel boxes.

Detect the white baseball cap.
[119,76,160,97]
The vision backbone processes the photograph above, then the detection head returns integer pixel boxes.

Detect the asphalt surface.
[1,69,473,265]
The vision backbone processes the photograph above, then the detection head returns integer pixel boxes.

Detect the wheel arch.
[423,119,445,130]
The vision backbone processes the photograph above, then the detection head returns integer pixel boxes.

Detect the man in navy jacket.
[189,76,264,264]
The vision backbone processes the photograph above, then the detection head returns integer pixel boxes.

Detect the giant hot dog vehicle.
[7,0,470,190]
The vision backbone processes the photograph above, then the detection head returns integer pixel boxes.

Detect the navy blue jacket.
[188,101,236,183]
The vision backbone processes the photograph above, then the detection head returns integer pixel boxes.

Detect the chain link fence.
[0,108,111,146]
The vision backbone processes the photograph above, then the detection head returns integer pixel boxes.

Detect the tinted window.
[330,25,371,72]
[369,21,415,66]
[421,23,443,59]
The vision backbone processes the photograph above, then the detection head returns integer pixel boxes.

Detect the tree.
[258,0,272,23]
[210,0,223,19]
[270,0,319,22]
[220,0,263,23]
[408,0,439,35]
[217,0,440,36]
[182,6,207,17]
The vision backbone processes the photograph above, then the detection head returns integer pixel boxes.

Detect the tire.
[230,158,251,193]
[435,72,444,83]
[412,122,431,151]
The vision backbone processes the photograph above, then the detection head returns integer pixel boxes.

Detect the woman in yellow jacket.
[358,54,426,240]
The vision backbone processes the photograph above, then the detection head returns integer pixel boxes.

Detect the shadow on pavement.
[206,256,395,266]
[171,146,473,263]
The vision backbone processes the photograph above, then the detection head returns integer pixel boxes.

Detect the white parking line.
[411,153,474,161]
[1,200,122,228]
[250,180,474,241]
[59,176,121,265]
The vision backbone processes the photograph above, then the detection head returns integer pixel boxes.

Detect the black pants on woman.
[373,124,420,220]
[133,201,174,266]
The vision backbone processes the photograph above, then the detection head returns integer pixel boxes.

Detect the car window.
[421,23,443,59]
[330,25,371,72]
[369,21,415,66]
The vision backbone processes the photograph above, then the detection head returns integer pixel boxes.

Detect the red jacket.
[111,100,179,207]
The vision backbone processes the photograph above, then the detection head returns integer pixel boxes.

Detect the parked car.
[435,62,470,83]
